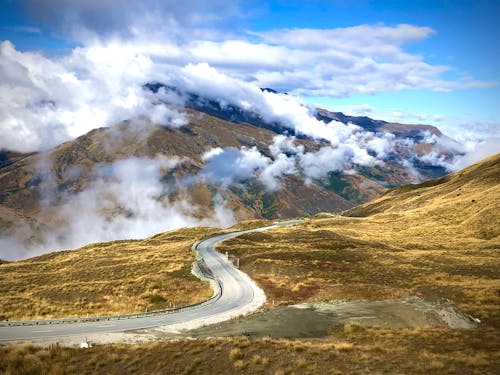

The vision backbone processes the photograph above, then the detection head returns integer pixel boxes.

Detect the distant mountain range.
[0,85,461,254]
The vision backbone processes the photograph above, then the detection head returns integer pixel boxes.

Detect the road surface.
[0,220,301,342]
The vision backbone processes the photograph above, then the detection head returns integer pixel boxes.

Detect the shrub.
[230,348,243,361]
[148,294,166,304]
[296,358,307,368]
[233,360,247,370]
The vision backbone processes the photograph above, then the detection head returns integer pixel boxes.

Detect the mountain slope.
[0,96,462,257]
[217,154,500,327]
[346,153,500,240]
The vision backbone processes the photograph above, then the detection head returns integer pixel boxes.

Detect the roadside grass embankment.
[0,227,219,321]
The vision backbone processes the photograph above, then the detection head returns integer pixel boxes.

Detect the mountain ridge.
[0,91,465,257]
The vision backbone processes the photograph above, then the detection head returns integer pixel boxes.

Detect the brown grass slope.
[219,154,500,327]
[0,219,272,320]
[1,159,498,374]
[346,153,500,240]
[0,227,218,320]
[1,331,499,375]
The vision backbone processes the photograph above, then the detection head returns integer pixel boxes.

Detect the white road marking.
[31,329,53,333]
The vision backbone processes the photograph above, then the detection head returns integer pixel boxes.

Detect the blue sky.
[243,0,500,134]
[0,0,499,143]
[247,1,499,77]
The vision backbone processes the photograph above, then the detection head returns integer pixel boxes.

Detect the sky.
[1,0,499,148]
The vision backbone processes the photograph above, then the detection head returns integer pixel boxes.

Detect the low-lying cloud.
[0,155,235,260]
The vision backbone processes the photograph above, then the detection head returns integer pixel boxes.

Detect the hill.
[219,154,500,325]
[0,226,217,320]
[0,156,498,374]
[346,152,500,240]
[0,91,461,258]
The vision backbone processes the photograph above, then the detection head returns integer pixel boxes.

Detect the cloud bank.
[1,1,494,152]
[0,155,235,260]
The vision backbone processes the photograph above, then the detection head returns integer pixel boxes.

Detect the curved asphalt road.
[0,220,301,342]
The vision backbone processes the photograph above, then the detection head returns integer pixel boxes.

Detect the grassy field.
[1,328,498,374]
[0,156,498,373]
[0,227,219,320]
[0,219,273,321]
[211,154,499,372]
[218,155,500,327]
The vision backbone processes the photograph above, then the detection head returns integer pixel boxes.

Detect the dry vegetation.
[1,329,498,375]
[0,227,220,320]
[0,219,273,320]
[212,154,499,371]
[218,154,500,326]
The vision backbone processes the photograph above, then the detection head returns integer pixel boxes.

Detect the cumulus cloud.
[0,40,188,151]
[201,146,271,187]
[6,1,493,99]
[199,131,387,190]
[414,130,500,171]
[0,5,493,152]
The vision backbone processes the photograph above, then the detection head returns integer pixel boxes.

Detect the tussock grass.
[0,156,498,374]
[0,218,275,320]
[1,331,498,374]
[206,155,500,371]
[218,155,500,327]
[0,227,219,320]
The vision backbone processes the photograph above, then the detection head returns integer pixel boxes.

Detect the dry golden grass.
[0,227,222,320]
[0,218,274,320]
[218,155,500,329]
[1,329,499,375]
[0,157,498,373]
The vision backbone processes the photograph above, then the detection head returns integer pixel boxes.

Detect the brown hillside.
[0,227,217,320]
[219,154,500,328]
[346,153,500,240]
[0,105,461,251]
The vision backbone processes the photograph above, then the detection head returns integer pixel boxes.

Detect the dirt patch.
[187,297,478,339]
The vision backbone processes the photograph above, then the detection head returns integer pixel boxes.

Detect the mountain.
[0,88,462,254]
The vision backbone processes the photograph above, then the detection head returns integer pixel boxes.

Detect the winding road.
[0,220,301,342]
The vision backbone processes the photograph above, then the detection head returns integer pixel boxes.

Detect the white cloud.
[200,146,271,187]
[1,4,498,259]
[0,36,495,178]
[199,131,388,190]
[0,155,235,260]
[416,131,500,171]
[256,24,435,50]
[0,40,187,152]
[365,132,396,159]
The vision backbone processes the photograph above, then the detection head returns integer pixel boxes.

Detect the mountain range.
[0,86,461,257]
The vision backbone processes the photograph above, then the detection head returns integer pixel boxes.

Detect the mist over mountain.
[0,8,496,261]
[0,82,473,260]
